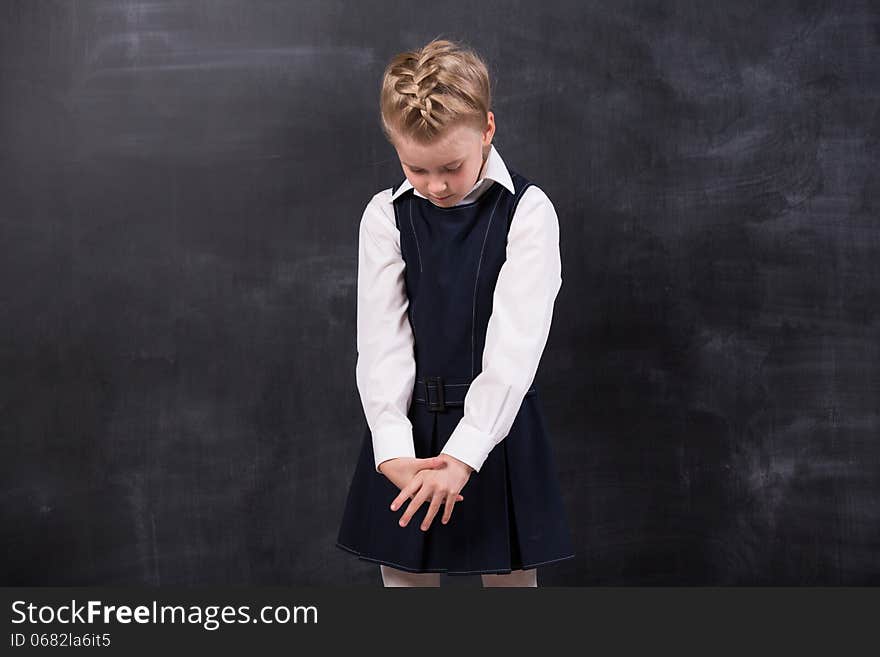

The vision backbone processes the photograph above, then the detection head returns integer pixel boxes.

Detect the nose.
[427,178,448,195]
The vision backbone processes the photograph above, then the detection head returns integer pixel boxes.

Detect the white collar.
[390,144,515,202]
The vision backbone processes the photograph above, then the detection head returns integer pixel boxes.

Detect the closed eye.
[409,164,462,174]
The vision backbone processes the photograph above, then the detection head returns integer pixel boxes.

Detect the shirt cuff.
[372,426,416,473]
[440,423,494,474]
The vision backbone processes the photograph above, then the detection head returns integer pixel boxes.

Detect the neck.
[473,146,490,186]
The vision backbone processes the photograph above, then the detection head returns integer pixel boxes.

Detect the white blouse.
[355,145,562,474]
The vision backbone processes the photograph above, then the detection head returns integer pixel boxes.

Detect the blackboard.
[1,0,877,585]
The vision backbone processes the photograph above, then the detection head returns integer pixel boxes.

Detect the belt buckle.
[423,376,445,412]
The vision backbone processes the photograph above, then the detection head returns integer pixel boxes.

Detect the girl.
[336,38,575,587]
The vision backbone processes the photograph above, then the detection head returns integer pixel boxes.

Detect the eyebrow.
[403,159,463,169]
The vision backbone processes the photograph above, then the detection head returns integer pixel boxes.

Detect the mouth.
[431,195,451,201]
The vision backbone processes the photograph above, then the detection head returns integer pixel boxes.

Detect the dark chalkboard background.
[1,0,877,586]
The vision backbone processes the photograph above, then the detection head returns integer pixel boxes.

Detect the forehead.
[394,124,481,167]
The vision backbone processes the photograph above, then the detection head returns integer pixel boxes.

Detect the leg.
[380,564,441,587]
[480,568,538,587]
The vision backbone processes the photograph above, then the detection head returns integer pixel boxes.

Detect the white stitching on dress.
[336,540,575,575]
[471,188,505,377]
[468,180,532,377]
[408,198,423,273]
[406,198,423,328]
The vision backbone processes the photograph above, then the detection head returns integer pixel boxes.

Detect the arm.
[439,186,563,473]
[355,191,417,473]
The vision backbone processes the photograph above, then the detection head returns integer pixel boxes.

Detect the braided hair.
[380,38,492,144]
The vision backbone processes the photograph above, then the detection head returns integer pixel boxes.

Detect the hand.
[378,456,465,503]
[391,454,474,532]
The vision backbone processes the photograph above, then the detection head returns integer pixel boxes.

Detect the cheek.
[407,168,470,193]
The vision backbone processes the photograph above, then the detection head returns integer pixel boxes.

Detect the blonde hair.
[380,38,492,145]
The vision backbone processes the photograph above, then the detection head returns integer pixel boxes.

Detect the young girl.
[336,38,575,587]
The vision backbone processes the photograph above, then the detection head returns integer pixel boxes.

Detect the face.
[392,112,495,207]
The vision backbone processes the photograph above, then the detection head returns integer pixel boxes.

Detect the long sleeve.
[355,190,417,472]
[439,186,563,473]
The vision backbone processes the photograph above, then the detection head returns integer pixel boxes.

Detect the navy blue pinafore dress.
[336,169,575,575]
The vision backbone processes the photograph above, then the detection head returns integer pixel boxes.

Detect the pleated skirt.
[336,392,575,575]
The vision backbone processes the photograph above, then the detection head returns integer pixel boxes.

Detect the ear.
[482,111,496,146]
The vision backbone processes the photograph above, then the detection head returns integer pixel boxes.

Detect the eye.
[408,164,461,174]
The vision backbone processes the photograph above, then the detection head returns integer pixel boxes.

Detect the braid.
[380,38,491,143]
[394,59,444,130]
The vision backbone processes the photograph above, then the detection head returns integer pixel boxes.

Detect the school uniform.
[336,144,575,575]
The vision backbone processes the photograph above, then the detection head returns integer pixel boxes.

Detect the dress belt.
[413,376,537,412]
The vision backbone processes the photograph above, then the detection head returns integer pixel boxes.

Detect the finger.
[442,492,458,524]
[399,488,431,527]
[421,493,444,531]
[419,456,446,469]
[390,473,422,512]
[391,485,420,512]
